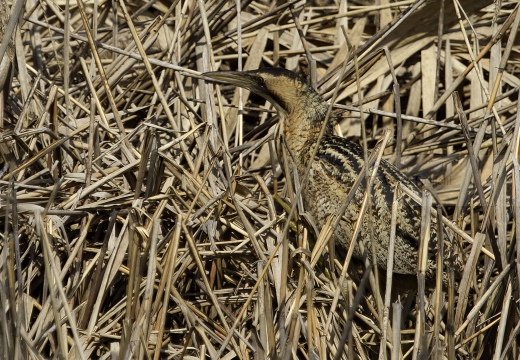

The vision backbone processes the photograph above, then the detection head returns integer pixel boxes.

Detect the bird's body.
[204,68,459,282]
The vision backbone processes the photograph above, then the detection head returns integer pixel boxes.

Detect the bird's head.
[203,68,322,116]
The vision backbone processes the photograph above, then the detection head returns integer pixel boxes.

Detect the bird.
[203,67,461,285]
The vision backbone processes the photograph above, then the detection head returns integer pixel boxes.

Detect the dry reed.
[0,0,519,359]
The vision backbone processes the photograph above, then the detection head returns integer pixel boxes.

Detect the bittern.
[204,68,460,284]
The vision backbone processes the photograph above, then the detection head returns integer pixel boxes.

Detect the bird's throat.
[281,100,330,167]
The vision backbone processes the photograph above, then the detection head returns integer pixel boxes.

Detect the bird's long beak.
[203,71,255,90]
[203,70,286,115]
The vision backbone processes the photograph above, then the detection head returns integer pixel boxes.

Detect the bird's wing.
[314,135,428,246]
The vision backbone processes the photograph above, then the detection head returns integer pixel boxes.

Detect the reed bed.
[0,0,519,358]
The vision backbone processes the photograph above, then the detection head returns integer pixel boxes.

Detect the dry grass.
[0,0,519,359]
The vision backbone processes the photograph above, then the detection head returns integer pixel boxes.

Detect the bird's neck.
[282,97,330,164]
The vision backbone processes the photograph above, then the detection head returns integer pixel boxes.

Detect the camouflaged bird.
[204,67,461,284]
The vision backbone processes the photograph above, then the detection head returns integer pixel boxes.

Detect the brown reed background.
[0,0,519,359]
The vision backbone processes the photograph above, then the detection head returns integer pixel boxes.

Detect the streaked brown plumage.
[204,68,461,283]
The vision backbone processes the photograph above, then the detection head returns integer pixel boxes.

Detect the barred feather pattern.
[299,135,462,281]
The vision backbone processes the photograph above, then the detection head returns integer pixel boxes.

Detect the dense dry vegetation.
[0,0,519,359]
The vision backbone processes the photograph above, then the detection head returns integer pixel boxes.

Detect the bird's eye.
[256,76,266,86]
